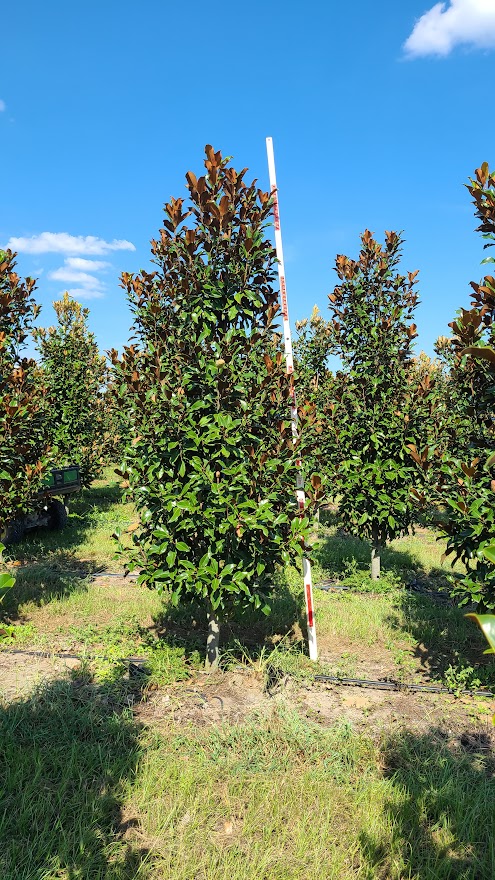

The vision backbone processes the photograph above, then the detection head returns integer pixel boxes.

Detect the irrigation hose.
[0,648,493,699]
[312,673,493,698]
[1,574,492,698]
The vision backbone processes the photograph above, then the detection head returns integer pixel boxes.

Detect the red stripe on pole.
[266,136,318,662]
[280,276,288,318]
[271,185,281,230]
[306,583,314,628]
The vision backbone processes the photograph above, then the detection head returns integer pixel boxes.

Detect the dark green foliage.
[0,250,51,535]
[111,146,318,644]
[35,293,109,487]
[294,307,338,491]
[418,164,495,609]
[325,231,423,565]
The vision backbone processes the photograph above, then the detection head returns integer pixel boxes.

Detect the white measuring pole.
[266,136,318,662]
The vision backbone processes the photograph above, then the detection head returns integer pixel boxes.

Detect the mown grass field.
[1,468,495,879]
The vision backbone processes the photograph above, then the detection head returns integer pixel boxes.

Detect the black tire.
[48,499,69,530]
[3,518,26,545]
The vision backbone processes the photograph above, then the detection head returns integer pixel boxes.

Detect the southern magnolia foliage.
[35,293,109,487]
[111,146,319,621]
[417,164,495,609]
[0,251,51,536]
[299,231,427,556]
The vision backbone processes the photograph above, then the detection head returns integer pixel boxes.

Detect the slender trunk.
[205,603,220,671]
[371,527,381,581]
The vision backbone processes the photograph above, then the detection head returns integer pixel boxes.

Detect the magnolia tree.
[34,293,109,487]
[111,146,318,668]
[326,231,425,578]
[415,165,495,609]
[293,307,337,495]
[0,250,51,541]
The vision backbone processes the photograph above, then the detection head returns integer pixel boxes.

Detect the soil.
[0,647,81,701]
[0,645,493,752]
[1,568,493,748]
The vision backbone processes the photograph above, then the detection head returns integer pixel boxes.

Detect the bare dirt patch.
[0,648,81,701]
[0,647,493,757]
[135,670,269,729]
[134,667,495,753]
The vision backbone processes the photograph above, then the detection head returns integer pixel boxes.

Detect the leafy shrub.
[306,231,425,578]
[111,146,320,666]
[0,250,51,536]
[34,293,108,487]
[414,165,495,609]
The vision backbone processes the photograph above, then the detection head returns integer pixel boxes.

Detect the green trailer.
[2,465,81,545]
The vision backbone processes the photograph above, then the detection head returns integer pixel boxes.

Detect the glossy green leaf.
[465,613,495,654]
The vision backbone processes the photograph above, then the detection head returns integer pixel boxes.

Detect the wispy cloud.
[404,0,495,58]
[61,287,105,301]
[0,100,6,112]
[48,267,105,287]
[64,257,110,271]
[48,257,107,300]
[6,231,135,255]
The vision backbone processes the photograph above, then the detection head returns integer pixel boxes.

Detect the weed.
[443,663,483,696]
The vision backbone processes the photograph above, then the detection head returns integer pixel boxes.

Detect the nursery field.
[1,469,495,879]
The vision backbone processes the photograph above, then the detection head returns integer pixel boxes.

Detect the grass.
[12,468,135,568]
[1,679,494,880]
[1,468,493,689]
[1,469,495,878]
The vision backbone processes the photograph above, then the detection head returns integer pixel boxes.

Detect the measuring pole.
[266,137,318,662]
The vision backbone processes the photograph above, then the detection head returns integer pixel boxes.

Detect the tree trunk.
[371,527,381,581]
[205,604,220,671]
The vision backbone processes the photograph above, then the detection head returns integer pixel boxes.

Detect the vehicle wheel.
[3,518,26,545]
[48,499,69,530]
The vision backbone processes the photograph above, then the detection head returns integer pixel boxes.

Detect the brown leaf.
[185,171,198,189]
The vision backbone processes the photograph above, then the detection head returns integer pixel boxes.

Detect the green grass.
[2,470,493,690]
[2,472,495,878]
[11,467,135,568]
[1,679,494,880]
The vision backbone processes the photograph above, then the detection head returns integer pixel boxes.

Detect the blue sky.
[1,0,495,358]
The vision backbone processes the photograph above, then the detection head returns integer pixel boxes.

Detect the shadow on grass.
[151,569,307,665]
[313,529,421,578]
[1,476,126,620]
[1,554,92,621]
[313,525,495,684]
[14,476,126,561]
[390,589,493,684]
[0,676,149,880]
[361,728,495,880]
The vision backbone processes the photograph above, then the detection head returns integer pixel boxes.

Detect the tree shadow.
[13,476,125,561]
[1,475,126,621]
[1,553,93,621]
[313,524,495,683]
[313,528,424,577]
[0,676,149,879]
[150,568,307,664]
[389,588,493,684]
[360,727,495,879]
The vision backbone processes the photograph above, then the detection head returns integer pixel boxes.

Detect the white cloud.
[0,100,5,112]
[6,231,135,255]
[65,257,110,271]
[48,259,107,300]
[63,287,105,301]
[404,0,495,57]
[48,267,105,288]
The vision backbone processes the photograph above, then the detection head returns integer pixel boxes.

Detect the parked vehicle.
[2,465,81,544]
